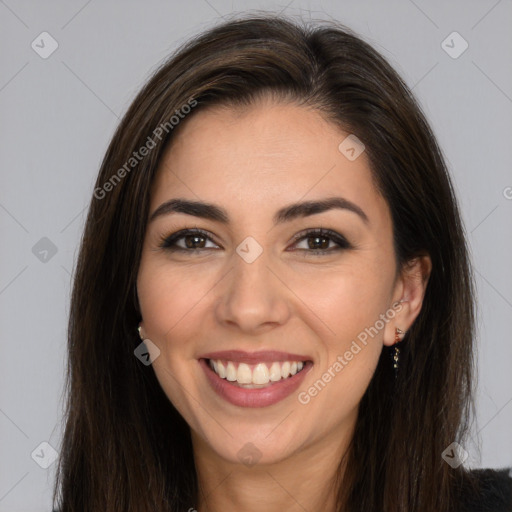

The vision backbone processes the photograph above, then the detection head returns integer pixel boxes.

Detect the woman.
[53,14,512,512]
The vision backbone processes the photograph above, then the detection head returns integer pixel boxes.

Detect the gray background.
[1,0,511,510]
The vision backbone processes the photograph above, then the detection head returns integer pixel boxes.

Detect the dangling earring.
[137,325,143,340]
[393,327,404,379]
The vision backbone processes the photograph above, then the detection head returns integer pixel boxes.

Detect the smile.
[208,359,305,387]
[199,350,313,408]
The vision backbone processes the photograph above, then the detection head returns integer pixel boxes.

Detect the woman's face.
[137,97,420,466]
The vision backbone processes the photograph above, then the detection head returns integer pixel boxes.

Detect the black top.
[459,468,512,512]
[51,467,512,511]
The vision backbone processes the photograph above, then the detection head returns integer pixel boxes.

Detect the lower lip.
[199,358,312,408]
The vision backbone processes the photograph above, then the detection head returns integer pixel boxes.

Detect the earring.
[137,325,143,340]
[393,327,404,378]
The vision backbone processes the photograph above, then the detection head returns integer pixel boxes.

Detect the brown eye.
[160,229,219,251]
[306,234,330,250]
[159,228,351,255]
[290,228,352,254]
[183,233,207,249]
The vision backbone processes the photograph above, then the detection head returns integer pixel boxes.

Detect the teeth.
[269,362,281,382]
[226,361,237,381]
[217,360,226,378]
[209,359,306,386]
[237,363,252,384]
[281,361,290,379]
[253,363,269,384]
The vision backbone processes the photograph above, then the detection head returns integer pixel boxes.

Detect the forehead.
[150,99,388,223]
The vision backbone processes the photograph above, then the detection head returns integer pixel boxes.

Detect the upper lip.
[200,350,312,364]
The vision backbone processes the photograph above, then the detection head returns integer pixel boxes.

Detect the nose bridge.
[215,243,290,331]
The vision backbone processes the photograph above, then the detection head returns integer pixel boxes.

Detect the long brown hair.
[53,14,476,511]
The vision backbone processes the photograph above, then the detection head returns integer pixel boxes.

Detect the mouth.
[199,350,313,408]
[206,358,307,388]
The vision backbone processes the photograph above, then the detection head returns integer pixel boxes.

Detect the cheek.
[289,261,393,345]
[137,260,207,416]
[290,261,392,403]
[137,260,214,343]
[296,280,385,424]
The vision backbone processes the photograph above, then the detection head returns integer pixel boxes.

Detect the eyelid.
[158,228,222,250]
[291,227,340,242]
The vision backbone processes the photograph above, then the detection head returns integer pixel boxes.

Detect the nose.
[215,249,291,334]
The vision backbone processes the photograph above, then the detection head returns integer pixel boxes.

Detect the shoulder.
[458,467,512,512]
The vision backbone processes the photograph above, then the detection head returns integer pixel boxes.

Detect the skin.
[136,96,431,511]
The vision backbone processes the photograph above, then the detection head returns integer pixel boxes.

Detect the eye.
[159,229,220,252]
[289,228,351,255]
[159,227,351,255]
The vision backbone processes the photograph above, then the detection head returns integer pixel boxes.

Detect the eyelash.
[158,227,352,255]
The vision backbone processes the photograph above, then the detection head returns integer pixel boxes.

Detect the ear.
[383,254,432,347]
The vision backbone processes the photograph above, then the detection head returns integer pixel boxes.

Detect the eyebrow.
[149,196,369,226]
